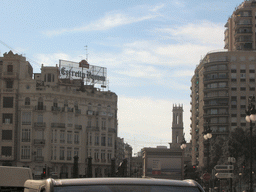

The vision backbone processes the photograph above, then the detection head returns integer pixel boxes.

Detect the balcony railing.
[34,139,45,145]
[51,123,65,128]
[108,128,116,133]
[52,106,61,112]
[75,109,81,115]
[34,105,46,111]
[87,126,100,132]
[75,124,82,129]
[34,122,46,128]
[87,110,94,115]
[34,156,44,162]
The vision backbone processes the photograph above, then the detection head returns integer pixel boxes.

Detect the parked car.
[24,178,205,192]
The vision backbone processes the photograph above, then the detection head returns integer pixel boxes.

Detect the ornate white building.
[0,51,118,178]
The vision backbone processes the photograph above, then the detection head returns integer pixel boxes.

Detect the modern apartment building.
[0,51,118,178]
[225,0,256,51]
[190,50,256,169]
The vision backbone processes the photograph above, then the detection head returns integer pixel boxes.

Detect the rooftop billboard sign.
[59,59,107,86]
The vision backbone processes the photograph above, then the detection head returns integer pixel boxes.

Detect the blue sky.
[0,0,243,153]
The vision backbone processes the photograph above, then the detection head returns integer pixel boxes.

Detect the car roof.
[52,178,199,187]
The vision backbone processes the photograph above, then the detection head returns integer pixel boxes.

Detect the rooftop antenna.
[85,45,88,62]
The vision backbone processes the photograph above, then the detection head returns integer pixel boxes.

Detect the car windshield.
[54,185,201,192]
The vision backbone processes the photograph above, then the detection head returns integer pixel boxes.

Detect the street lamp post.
[180,134,187,180]
[203,123,212,192]
[245,95,256,192]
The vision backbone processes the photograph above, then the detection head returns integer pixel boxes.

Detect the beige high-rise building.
[0,51,118,178]
[225,0,256,51]
[191,50,256,169]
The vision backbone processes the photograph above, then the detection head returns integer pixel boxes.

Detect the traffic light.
[192,165,197,172]
[42,167,46,179]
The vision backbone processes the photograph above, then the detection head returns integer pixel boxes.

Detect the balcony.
[34,156,44,162]
[52,106,61,112]
[108,128,116,133]
[108,113,113,117]
[203,86,229,92]
[86,126,100,132]
[96,111,107,116]
[75,124,82,130]
[34,105,46,111]
[75,109,81,115]
[67,107,73,112]
[203,76,229,83]
[2,72,18,79]
[51,123,65,128]
[101,159,106,163]
[34,122,46,128]
[34,139,45,145]
[203,95,229,101]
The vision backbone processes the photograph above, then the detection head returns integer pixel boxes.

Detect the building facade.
[225,0,256,51]
[0,51,118,178]
[190,50,256,169]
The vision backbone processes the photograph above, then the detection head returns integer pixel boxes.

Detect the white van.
[0,166,33,191]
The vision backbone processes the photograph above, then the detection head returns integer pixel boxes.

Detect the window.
[102,118,106,130]
[74,101,78,110]
[64,100,68,107]
[250,69,255,73]
[250,79,255,82]
[95,135,99,146]
[37,148,42,157]
[7,65,13,72]
[2,130,12,140]
[1,146,12,156]
[60,131,65,143]
[37,114,43,123]
[240,87,246,91]
[3,97,13,108]
[231,69,236,73]
[22,112,31,125]
[21,146,30,159]
[6,80,13,88]
[60,147,65,160]
[231,87,237,91]
[22,129,31,142]
[74,132,79,144]
[94,151,99,161]
[74,148,79,157]
[101,135,106,146]
[87,118,92,127]
[67,132,72,144]
[67,148,72,160]
[250,87,255,91]
[101,150,105,161]
[25,97,30,105]
[231,79,237,82]
[108,136,112,147]
[53,98,58,107]
[47,74,52,82]
[240,70,246,73]
[3,113,13,124]
[38,97,44,110]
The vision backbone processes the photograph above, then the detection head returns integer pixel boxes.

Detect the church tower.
[171,104,184,148]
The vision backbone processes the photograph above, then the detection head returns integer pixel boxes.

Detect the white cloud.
[44,12,158,37]
[157,21,225,46]
[118,96,191,152]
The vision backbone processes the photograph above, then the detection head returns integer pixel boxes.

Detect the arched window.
[25,97,30,105]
